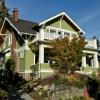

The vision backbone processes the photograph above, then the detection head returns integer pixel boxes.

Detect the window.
[20,50,24,58]
[50,29,56,33]
[58,31,62,35]
[64,32,70,36]
[8,35,12,46]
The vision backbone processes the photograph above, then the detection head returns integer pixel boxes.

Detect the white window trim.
[19,50,24,58]
[3,34,12,48]
[8,34,12,46]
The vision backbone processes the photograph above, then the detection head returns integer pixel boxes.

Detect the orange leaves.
[49,36,86,73]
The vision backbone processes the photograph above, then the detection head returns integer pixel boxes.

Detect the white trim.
[8,34,12,46]
[0,17,22,43]
[5,17,22,35]
[21,32,35,36]
[33,54,35,64]
[17,46,30,52]
[40,44,51,48]
[19,50,24,58]
[0,34,6,35]
[3,41,6,49]
[4,48,11,53]
[0,18,6,34]
[17,40,30,52]
[83,50,97,54]
[46,26,78,35]
[20,70,32,73]
[17,47,25,52]
[39,12,85,34]
[0,19,6,41]
[40,69,53,73]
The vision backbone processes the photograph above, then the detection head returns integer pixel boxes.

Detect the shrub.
[0,88,8,99]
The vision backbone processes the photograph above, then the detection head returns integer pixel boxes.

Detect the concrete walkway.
[8,85,33,100]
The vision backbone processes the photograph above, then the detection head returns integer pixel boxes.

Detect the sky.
[6,0,100,39]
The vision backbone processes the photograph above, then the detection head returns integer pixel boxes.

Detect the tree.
[5,58,16,71]
[5,58,16,84]
[0,0,9,27]
[49,36,87,73]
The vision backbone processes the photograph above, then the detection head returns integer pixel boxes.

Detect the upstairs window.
[58,31,62,35]
[64,32,70,37]
[50,29,56,34]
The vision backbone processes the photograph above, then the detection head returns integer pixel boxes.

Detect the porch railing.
[85,40,97,49]
[33,33,98,49]
[44,33,62,40]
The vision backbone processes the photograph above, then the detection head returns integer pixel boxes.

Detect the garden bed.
[21,73,87,100]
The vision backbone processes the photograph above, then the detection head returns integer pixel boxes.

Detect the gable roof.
[0,17,38,36]
[39,12,85,34]
[0,17,38,46]
[7,17,38,34]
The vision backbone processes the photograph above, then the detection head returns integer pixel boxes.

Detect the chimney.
[13,8,19,23]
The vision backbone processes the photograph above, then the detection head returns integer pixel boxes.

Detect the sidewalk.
[8,85,34,100]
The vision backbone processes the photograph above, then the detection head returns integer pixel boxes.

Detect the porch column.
[82,55,86,67]
[94,53,99,68]
[91,59,94,67]
[39,44,44,78]
[40,28,44,41]
[39,44,44,64]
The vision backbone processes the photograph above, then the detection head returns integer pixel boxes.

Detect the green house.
[0,9,100,79]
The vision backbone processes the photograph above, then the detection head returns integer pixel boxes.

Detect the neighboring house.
[0,8,38,79]
[0,9,100,79]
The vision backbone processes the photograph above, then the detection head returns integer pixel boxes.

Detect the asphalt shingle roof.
[7,17,38,35]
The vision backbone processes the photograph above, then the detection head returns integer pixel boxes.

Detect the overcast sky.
[6,0,100,39]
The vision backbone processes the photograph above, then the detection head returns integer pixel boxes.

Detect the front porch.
[82,51,99,68]
[30,43,100,79]
[81,50,99,74]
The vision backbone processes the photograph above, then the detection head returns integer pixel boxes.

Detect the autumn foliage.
[49,36,87,73]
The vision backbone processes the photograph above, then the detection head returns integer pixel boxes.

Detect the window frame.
[20,50,24,58]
